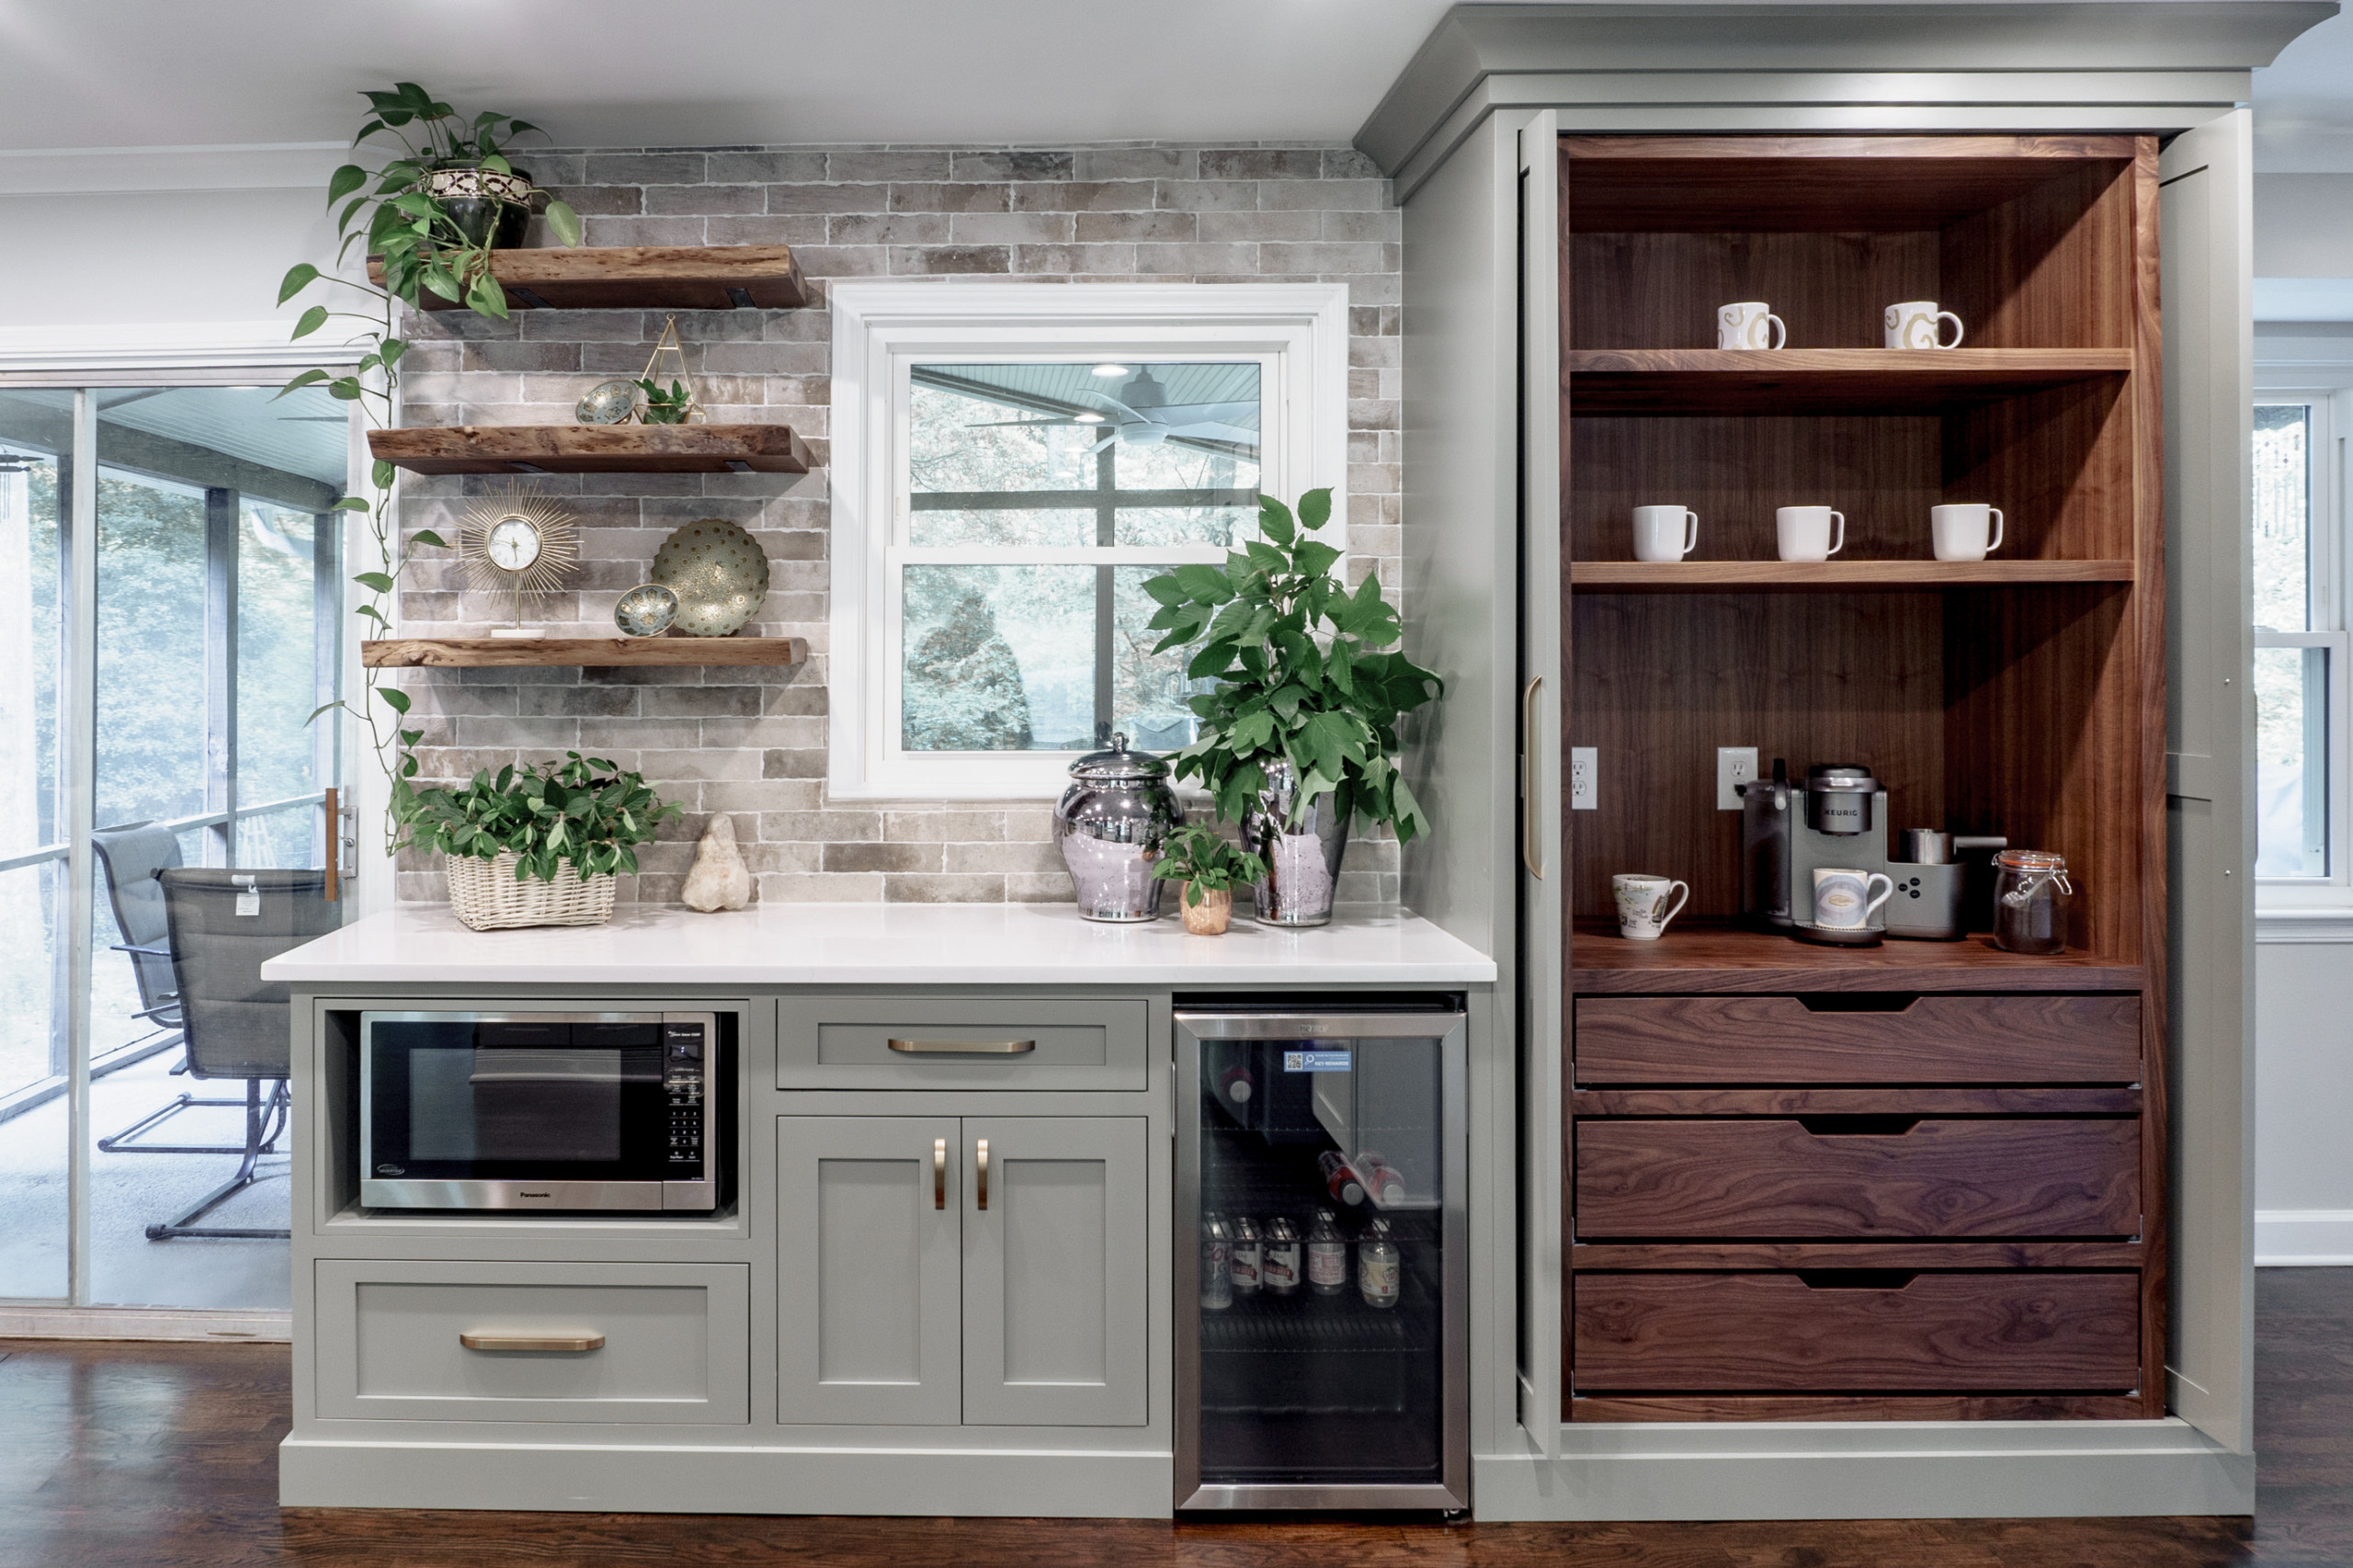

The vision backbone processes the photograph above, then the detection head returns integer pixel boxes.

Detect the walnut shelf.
[368,244,809,312]
[367,424,813,476]
[361,637,808,669]
[1570,559,2133,592]
[1569,922,2145,994]
[1565,347,2132,415]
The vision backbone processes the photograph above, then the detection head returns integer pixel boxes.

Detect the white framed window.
[827,282,1350,801]
[2253,390,2352,907]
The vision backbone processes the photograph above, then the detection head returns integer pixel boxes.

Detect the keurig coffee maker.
[1737,761,1891,932]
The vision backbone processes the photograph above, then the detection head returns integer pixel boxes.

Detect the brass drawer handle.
[934,1137,948,1210]
[888,1037,1037,1055]
[976,1138,989,1210]
[460,1332,605,1353]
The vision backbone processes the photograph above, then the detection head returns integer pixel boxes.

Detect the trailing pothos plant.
[399,754,684,884]
[277,83,583,855]
[1141,488,1442,842]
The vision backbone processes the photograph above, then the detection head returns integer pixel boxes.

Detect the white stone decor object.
[682,812,754,912]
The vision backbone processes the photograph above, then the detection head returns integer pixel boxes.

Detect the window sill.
[2255,907,2353,943]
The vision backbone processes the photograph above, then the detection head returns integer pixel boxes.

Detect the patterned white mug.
[1718,301,1787,350]
[1885,301,1965,349]
[1613,873,1690,941]
[1813,867,1894,930]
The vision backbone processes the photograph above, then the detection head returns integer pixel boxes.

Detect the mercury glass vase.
[1241,760,1349,926]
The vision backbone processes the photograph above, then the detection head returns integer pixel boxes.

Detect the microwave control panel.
[664,1021,705,1169]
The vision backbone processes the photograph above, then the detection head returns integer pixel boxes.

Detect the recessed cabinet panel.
[777,997,1149,1091]
[961,1117,1149,1426]
[777,1117,962,1426]
[314,1259,749,1425]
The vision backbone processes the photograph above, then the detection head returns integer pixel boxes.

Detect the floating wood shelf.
[368,424,813,476]
[1570,559,2133,592]
[1565,348,2133,414]
[368,244,808,312]
[361,637,809,669]
[1569,922,2144,994]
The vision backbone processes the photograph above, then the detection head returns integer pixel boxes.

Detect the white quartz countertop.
[261,901,1496,986]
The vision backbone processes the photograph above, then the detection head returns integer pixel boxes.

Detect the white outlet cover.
[1571,746,1597,811]
[1717,746,1758,811]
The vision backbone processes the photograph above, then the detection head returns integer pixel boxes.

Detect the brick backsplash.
[390,142,1404,909]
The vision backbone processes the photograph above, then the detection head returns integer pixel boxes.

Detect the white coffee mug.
[1776,506,1846,562]
[1613,873,1690,941]
[1813,867,1894,930]
[1931,503,2006,562]
[1632,506,1699,562]
[1719,301,1787,351]
[1886,301,1964,350]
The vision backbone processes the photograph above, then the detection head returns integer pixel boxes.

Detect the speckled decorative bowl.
[614,583,679,638]
[650,519,769,637]
[574,379,640,425]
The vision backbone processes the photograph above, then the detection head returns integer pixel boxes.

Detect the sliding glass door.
[0,381,349,1312]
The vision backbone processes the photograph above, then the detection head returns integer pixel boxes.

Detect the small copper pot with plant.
[1152,825,1267,936]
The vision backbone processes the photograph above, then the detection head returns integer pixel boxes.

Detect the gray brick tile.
[953,150,1074,181]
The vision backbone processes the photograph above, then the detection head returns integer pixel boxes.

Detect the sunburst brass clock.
[460,484,580,639]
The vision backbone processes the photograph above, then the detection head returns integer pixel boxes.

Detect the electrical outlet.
[1570,747,1597,810]
[1717,746,1758,811]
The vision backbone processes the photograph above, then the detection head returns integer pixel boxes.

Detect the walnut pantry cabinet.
[1372,0,2325,1523]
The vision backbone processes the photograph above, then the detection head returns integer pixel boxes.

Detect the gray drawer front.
[314,1259,750,1424]
[778,997,1150,1090]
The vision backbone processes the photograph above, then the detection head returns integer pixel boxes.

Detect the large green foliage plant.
[276,84,583,853]
[401,754,683,883]
[1141,488,1441,842]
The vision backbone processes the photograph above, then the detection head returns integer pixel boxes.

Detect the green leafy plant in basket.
[395,753,683,883]
[1140,488,1443,841]
[1151,825,1268,908]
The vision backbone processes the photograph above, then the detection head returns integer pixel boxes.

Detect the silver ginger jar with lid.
[1054,733,1184,922]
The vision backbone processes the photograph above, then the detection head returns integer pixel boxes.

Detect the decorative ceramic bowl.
[574,379,640,426]
[651,519,770,637]
[614,583,679,638]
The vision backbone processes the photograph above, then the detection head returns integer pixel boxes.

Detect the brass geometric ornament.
[459,483,581,638]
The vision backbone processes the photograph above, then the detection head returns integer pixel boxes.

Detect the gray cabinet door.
[777,1116,963,1426]
[960,1116,1149,1426]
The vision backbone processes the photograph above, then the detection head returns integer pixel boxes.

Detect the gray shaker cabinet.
[778,1114,1149,1428]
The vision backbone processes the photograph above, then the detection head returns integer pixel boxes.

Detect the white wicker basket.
[445,851,616,931]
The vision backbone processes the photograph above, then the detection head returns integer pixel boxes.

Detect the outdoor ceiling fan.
[968,367,1259,454]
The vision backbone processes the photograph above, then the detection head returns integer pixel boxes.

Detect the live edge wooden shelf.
[1569,922,2144,994]
[1570,559,2134,592]
[1566,347,2132,414]
[361,637,809,669]
[367,244,809,312]
[367,424,813,476]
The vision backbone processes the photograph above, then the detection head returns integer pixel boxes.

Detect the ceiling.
[0,0,2341,159]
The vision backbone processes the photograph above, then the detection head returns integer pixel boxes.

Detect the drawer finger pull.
[934,1137,947,1210]
[459,1332,605,1353]
[1796,1115,1922,1137]
[1795,1270,1917,1291]
[888,1037,1037,1054]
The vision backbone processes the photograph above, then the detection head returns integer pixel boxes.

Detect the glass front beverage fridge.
[1175,1000,1468,1511]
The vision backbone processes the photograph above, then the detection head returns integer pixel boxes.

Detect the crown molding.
[0,141,346,197]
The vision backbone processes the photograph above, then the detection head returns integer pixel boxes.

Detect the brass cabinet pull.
[1520,676,1545,880]
[976,1138,989,1210]
[459,1332,604,1353]
[888,1037,1037,1055]
[933,1137,948,1210]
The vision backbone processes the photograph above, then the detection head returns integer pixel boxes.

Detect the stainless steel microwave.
[358,1011,717,1212]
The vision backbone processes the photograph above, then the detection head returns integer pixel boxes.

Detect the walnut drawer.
[1575,1116,2141,1238]
[1573,994,2141,1085]
[1574,1271,2140,1392]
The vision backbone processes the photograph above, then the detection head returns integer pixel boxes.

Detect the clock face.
[484,516,542,573]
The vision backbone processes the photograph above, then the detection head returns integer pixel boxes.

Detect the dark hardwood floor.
[2,1269,2347,1567]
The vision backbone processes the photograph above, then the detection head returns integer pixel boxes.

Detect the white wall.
[2255,174,2353,320]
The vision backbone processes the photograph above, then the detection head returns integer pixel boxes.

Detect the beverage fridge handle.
[975,1138,989,1210]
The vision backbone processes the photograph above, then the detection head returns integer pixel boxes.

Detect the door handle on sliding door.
[1520,676,1544,879]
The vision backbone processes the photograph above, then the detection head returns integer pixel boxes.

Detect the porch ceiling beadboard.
[388,142,1404,908]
